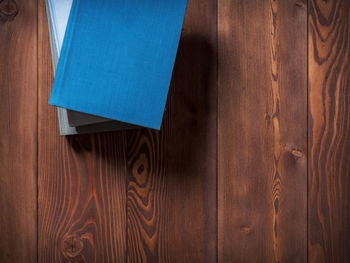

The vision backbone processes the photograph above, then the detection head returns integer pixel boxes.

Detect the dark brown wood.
[2,0,350,261]
[126,0,217,261]
[308,0,350,262]
[0,0,37,262]
[218,0,308,262]
[37,0,127,262]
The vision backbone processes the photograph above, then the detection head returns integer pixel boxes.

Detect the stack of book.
[45,0,188,135]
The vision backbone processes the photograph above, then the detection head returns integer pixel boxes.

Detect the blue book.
[49,0,188,130]
[46,0,133,135]
[46,0,136,135]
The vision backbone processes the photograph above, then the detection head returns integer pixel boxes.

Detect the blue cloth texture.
[49,0,188,129]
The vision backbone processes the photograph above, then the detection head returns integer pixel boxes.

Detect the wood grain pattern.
[38,0,127,261]
[218,0,307,261]
[308,0,350,262]
[2,0,350,262]
[126,0,217,261]
[0,0,37,262]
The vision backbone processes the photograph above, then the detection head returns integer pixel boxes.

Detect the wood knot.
[61,234,83,258]
[291,149,304,159]
[0,0,18,22]
[132,153,149,185]
[295,0,306,9]
[239,225,252,234]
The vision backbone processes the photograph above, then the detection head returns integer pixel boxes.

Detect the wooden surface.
[38,1,127,261]
[218,0,307,262]
[0,0,349,262]
[126,0,217,261]
[0,0,37,262]
[308,0,350,262]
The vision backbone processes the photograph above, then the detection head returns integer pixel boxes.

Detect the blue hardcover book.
[46,0,123,131]
[49,0,188,130]
[46,0,137,135]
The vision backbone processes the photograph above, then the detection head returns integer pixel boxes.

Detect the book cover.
[49,0,188,130]
[47,0,114,130]
[46,0,136,135]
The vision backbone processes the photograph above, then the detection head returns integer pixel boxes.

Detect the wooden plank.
[37,0,127,261]
[218,0,307,262]
[0,0,37,262]
[126,0,217,261]
[308,0,350,262]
